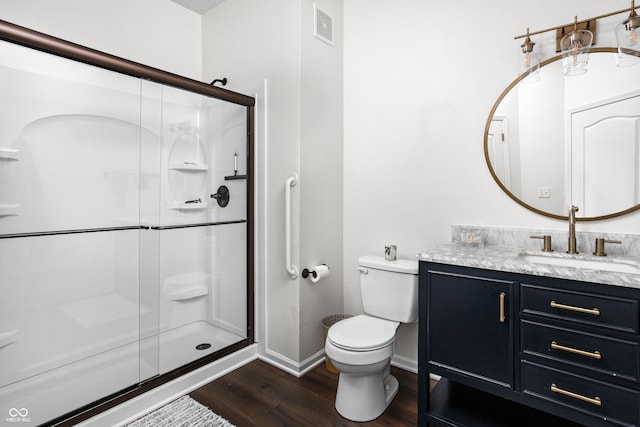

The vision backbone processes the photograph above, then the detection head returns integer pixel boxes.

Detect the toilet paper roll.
[310,265,329,283]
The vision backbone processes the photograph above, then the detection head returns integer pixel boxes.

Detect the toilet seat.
[327,315,399,352]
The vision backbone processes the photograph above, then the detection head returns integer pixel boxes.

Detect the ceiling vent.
[314,3,334,46]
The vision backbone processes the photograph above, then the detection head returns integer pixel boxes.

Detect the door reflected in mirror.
[485,48,640,220]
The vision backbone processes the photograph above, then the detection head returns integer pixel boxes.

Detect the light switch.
[537,187,550,198]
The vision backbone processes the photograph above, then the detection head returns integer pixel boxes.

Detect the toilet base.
[335,370,399,422]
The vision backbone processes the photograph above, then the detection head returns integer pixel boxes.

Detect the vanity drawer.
[523,362,640,427]
[521,320,640,382]
[521,284,639,333]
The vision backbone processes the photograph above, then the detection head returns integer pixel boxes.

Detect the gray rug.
[126,395,234,427]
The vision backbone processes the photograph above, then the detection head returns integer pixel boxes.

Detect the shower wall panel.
[0,41,142,234]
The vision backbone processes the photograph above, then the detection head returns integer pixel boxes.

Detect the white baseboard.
[259,348,325,378]
[77,344,258,427]
[391,354,418,374]
[261,347,417,378]
[298,350,326,376]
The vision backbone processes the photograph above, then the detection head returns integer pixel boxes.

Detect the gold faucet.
[567,205,579,254]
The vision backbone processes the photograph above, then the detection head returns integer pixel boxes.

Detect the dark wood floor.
[190,359,419,426]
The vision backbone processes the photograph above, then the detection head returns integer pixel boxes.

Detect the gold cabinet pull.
[499,292,506,323]
[550,300,600,316]
[551,383,601,406]
[551,341,602,359]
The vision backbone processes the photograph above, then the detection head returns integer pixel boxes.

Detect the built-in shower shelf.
[0,148,20,160]
[167,285,209,301]
[164,271,210,301]
[168,201,208,210]
[168,162,208,171]
[224,174,247,181]
[0,204,19,216]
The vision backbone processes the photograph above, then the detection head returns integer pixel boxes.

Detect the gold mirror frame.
[484,47,640,221]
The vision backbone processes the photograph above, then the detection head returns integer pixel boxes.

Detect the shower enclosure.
[0,21,254,426]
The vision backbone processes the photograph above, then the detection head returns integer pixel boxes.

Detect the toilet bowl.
[325,314,400,421]
[324,255,418,422]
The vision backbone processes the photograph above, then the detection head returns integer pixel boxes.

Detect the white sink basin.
[517,253,640,274]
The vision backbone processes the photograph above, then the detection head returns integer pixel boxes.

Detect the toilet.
[324,255,419,422]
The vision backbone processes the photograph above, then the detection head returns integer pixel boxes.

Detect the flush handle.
[357,267,368,274]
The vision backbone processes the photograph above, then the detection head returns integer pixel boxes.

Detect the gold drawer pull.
[551,341,601,359]
[551,383,601,406]
[499,292,506,323]
[550,300,600,316]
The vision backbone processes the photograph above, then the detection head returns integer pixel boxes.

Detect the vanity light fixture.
[560,16,593,76]
[514,4,640,79]
[616,0,640,66]
[518,28,541,82]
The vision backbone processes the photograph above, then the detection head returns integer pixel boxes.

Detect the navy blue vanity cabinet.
[425,266,515,390]
[418,261,640,427]
[519,282,640,427]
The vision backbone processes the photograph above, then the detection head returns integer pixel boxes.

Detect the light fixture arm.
[514,6,635,40]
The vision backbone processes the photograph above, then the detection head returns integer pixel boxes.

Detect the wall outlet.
[537,187,550,198]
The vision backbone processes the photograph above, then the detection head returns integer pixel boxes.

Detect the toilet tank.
[358,255,419,323]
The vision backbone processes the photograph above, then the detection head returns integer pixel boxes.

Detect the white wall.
[0,0,202,79]
[299,0,344,363]
[202,0,303,364]
[344,0,640,370]
[202,0,344,370]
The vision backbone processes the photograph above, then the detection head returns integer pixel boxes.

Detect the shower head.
[210,77,227,86]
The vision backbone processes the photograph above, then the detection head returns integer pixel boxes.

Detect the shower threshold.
[0,321,245,426]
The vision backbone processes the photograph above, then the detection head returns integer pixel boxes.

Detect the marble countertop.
[418,243,640,290]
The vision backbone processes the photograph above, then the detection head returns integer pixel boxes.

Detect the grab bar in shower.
[285,173,298,279]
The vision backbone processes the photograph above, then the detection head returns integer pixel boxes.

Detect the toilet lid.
[327,315,398,351]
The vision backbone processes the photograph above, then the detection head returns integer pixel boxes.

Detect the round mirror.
[485,47,640,220]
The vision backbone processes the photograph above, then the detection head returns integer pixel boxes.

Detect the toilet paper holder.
[302,264,328,279]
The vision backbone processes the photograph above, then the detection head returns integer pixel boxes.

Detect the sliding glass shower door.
[140,81,249,379]
[0,36,251,426]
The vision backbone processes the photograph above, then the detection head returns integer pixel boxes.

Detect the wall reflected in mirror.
[485,48,640,220]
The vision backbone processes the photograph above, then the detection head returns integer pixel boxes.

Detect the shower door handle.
[285,173,298,279]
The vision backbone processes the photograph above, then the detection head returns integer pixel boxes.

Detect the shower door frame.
[0,19,255,426]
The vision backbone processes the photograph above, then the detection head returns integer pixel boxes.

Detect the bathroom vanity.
[418,229,640,427]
